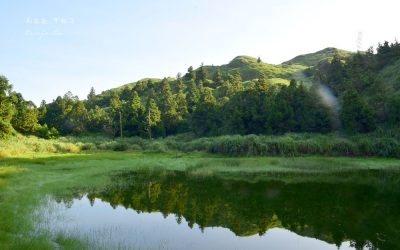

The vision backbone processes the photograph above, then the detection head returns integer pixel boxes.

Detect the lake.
[37,170,399,250]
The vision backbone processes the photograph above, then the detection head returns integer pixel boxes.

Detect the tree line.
[1,40,399,139]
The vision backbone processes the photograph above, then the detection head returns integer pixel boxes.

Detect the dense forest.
[1,40,400,139]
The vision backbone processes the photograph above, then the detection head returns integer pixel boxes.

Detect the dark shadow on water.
[56,169,400,250]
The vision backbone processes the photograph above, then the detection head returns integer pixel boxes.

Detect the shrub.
[113,143,129,151]
[146,141,167,152]
[130,144,142,151]
[81,143,95,151]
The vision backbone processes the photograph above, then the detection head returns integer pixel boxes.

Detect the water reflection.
[53,170,400,250]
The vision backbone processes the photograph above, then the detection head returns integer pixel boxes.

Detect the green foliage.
[340,87,375,133]
[196,63,208,84]
[125,91,144,136]
[87,106,111,133]
[159,78,179,135]
[11,94,38,134]
[66,101,88,134]
[191,88,218,136]
[35,124,59,139]
[0,76,15,138]
[144,98,161,139]
[86,87,97,109]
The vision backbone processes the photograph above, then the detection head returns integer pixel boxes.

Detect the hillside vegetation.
[283,47,353,66]
[1,40,400,158]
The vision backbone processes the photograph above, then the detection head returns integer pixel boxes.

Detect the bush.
[81,143,95,151]
[35,124,59,139]
[130,144,142,151]
[113,143,129,151]
[146,141,167,152]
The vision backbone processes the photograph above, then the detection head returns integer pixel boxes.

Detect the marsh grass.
[2,131,400,158]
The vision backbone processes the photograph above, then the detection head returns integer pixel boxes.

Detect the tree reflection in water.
[60,169,400,250]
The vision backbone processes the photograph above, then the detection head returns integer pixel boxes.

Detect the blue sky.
[1,0,399,104]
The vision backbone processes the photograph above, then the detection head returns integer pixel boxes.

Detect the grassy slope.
[282,47,353,67]
[0,150,399,249]
[204,55,307,82]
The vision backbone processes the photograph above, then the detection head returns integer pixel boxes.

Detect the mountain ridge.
[107,47,352,94]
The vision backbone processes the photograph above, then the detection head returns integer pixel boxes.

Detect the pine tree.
[159,78,179,135]
[185,66,196,81]
[110,93,123,137]
[340,87,375,133]
[230,72,243,93]
[212,69,223,87]
[326,53,346,95]
[38,100,47,124]
[87,87,97,109]
[176,75,185,92]
[145,98,161,139]
[187,81,200,112]
[128,91,144,135]
[191,88,218,135]
[256,72,270,92]
[196,63,208,84]
[220,78,233,97]
[176,91,188,118]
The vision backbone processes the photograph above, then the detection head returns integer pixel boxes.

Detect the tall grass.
[1,131,400,158]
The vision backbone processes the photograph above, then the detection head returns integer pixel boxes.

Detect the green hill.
[98,47,355,99]
[205,55,307,84]
[109,48,356,93]
[283,47,353,67]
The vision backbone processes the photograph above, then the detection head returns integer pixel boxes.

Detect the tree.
[388,94,400,126]
[87,87,97,109]
[340,87,375,133]
[220,78,233,97]
[191,88,218,135]
[256,72,270,92]
[159,78,179,135]
[66,101,88,134]
[212,69,223,88]
[128,91,144,135]
[229,72,243,93]
[88,106,111,133]
[38,100,47,124]
[144,98,161,139]
[110,93,123,137]
[326,53,346,95]
[176,75,185,92]
[257,57,262,63]
[187,81,200,113]
[0,75,15,137]
[196,63,208,84]
[176,82,188,118]
[185,66,196,81]
[11,93,38,134]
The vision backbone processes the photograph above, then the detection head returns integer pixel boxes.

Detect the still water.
[41,170,400,250]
